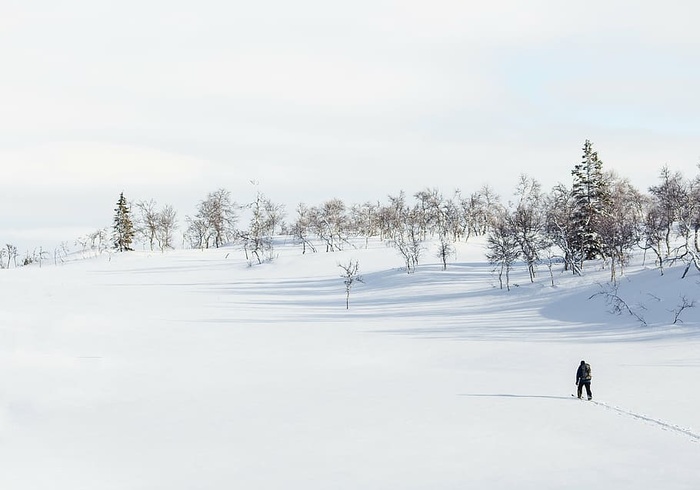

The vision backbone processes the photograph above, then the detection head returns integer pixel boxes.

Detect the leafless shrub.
[339,259,363,310]
[670,295,696,324]
[589,283,647,326]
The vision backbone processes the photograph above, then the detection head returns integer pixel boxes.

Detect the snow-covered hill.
[1,238,699,489]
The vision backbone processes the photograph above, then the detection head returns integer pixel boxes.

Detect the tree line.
[5,141,700,287]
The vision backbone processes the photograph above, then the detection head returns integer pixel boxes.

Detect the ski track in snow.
[587,399,700,443]
[465,393,699,443]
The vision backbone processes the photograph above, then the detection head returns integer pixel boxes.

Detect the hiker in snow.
[576,360,593,400]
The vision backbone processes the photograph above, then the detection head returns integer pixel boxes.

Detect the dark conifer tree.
[113,192,135,252]
[571,139,608,263]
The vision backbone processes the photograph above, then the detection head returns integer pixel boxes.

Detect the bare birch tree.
[339,259,363,309]
[486,211,520,291]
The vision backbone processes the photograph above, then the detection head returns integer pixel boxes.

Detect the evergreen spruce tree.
[571,140,608,263]
[113,192,135,252]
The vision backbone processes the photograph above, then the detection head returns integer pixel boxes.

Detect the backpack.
[581,363,592,381]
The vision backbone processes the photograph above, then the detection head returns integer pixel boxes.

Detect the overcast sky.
[1,1,699,251]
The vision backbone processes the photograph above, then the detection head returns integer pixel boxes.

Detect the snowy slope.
[1,238,699,489]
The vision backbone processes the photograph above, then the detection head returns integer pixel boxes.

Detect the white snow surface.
[1,237,700,489]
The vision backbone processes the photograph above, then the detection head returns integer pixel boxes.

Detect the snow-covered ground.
[1,237,699,489]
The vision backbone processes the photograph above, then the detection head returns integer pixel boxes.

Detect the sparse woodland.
[5,140,700,288]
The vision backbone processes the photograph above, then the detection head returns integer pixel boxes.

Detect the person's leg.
[577,383,583,398]
[585,382,592,399]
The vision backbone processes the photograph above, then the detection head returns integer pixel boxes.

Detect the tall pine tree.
[571,140,608,263]
[113,192,135,252]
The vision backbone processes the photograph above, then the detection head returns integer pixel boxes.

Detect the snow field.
[1,238,699,489]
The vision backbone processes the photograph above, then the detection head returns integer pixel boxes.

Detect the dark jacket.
[576,362,592,384]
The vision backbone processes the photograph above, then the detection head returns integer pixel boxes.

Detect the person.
[576,360,593,400]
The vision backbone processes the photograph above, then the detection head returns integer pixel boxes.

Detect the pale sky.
[1,1,699,251]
